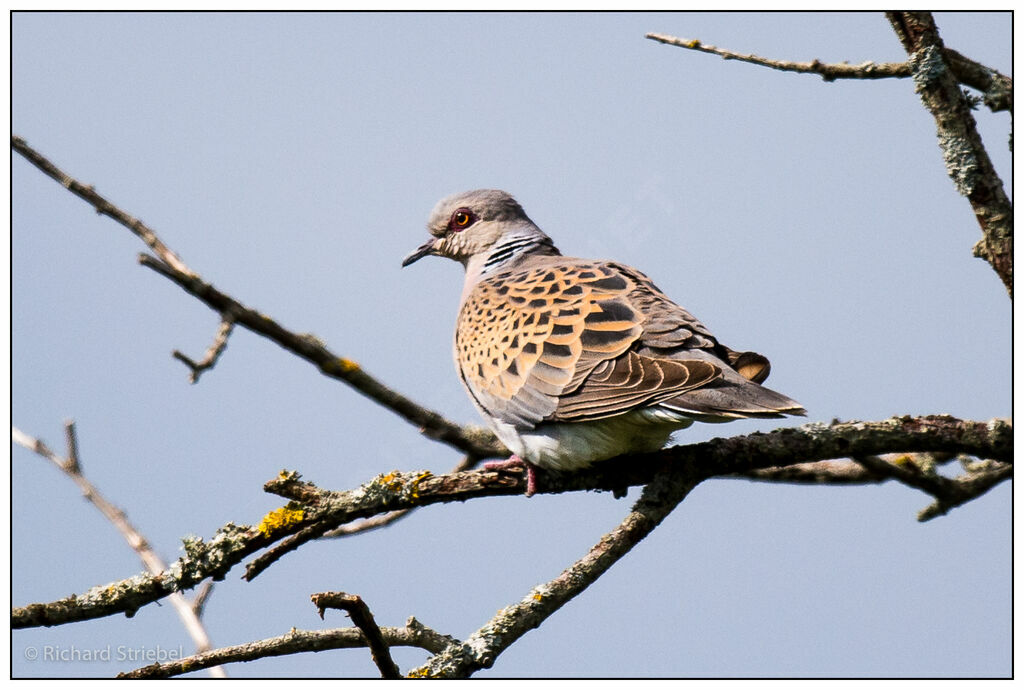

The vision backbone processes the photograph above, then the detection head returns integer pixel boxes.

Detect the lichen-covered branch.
[12,522,264,629]
[322,454,477,540]
[886,12,1013,296]
[942,47,1013,113]
[10,135,507,459]
[645,31,1012,113]
[118,617,457,679]
[14,415,1005,631]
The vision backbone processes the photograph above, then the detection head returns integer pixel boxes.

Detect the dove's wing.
[455,259,724,428]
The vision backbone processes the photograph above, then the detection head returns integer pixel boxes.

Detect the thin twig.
[191,580,215,619]
[243,521,336,582]
[11,135,194,276]
[173,316,235,383]
[886,12,1013,296]
[312,592,401,679]
[12,415,1012,630]
[647,33,910,81]
[11,423,226,677]
[62,419,81,473]
[917,461,1011,521]
[740,452,956,484]
[741,458,885,484]
[645,31,1012,113]
[10,134,507,459]
[118,617,457,679]
[852,454,1012,521]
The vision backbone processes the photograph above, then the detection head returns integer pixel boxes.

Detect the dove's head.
[402,189,556,270]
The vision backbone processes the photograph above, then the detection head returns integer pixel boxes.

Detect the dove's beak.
[402,238,437,267]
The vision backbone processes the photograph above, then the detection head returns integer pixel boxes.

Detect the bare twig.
[311,592,401,679]
[12,415,1011,630]
[645,31,1012,113]
[62,419,81,473]
[191,580,215,619]
[173,316,235,383]
[118,617,457,679]
[647,33,910,81]
[243,521,343,582]
[740,452,954,484]
[917,461,1012,521]
[10,135,507,459]
[852,454,1012,521]
[11,135,194,276]
[741,458,886,484]
[886,12,1013,296]
[11,423,226,677]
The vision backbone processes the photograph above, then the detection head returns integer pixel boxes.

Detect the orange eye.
[450,208,475,231]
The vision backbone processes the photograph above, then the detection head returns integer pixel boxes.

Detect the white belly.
[490,408,694,472]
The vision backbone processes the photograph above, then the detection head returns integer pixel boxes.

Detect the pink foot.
[484,455,539,496]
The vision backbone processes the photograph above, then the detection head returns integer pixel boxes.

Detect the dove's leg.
[483,455,539,496]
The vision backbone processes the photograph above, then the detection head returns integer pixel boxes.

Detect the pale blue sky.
[12,11,1011,678]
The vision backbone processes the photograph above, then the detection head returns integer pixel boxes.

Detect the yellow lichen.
[336,358,360,373]
[380,472,402,491]
[258,504,306,537]
[409,471,433,499]
[373,470,434,503]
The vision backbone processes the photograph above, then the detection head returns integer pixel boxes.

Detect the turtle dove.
[403,190,805,495]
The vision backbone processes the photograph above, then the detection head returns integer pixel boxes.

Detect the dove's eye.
[450,208,476,231]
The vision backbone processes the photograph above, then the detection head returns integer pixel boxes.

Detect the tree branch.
[741,458,886,484]
[172,315,235,384]
[322,454,478,539]
[852,453,1012,522]
[311,592,401,679]
[645,31,1012,113]
[740,451,953,484]
[886,12,1013,296]
[14,415,1007,631]
[11,136,194,276]
[11,134,507,459]
[647,33,911,81]
[118,617,457,679]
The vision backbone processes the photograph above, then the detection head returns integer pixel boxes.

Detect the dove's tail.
[659,378,806,423]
